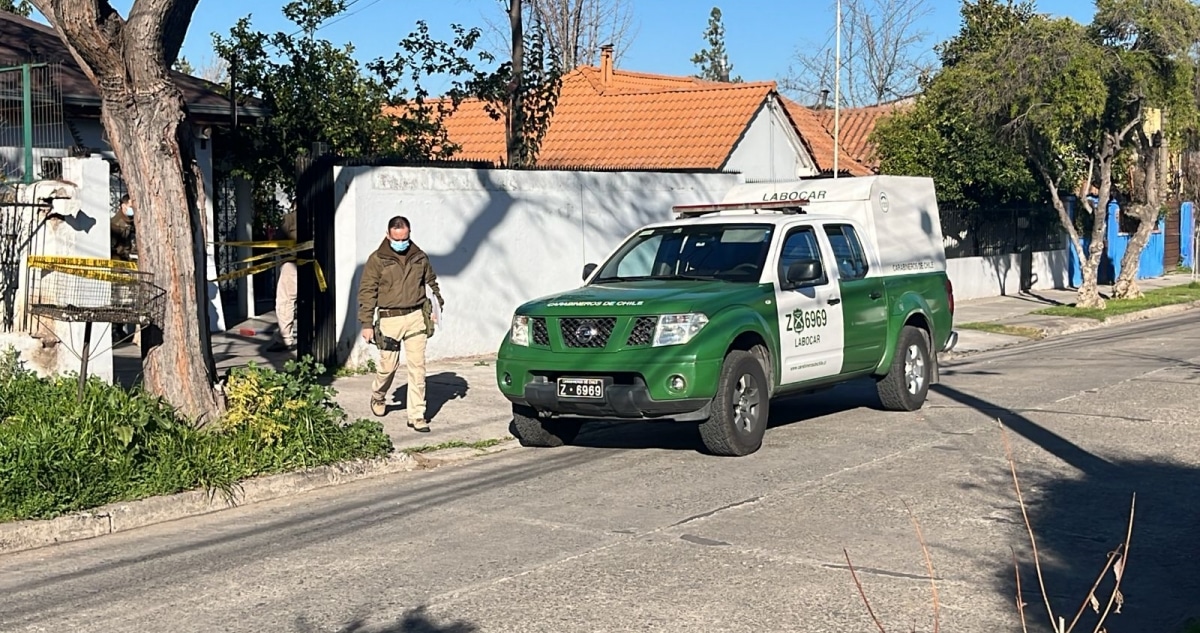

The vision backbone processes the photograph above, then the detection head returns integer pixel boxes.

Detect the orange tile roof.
[813,101,911,170]
[418,65,775,170]
[778,96,873,177]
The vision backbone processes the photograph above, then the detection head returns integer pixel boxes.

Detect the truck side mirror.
[582,263,598,281]
[785,259,823,287]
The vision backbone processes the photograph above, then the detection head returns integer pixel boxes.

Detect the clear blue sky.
[36,0,1094,89]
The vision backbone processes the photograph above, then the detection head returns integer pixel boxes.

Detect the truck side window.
[778,227,826,286]
[824,224,870,280]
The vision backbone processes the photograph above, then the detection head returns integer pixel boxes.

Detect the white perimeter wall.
[946,248,1072,301]
[330,166,1077,364]
[333,166,742,365]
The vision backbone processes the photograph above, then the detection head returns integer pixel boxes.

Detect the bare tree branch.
[782,0,932,106]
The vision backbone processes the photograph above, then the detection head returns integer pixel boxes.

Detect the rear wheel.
[876,325,931,411]
[698,350,770,457]
[509,404,583,447]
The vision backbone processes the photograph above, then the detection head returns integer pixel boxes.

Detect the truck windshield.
[592,223,775,284]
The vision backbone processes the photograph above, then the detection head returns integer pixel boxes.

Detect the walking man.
[358,216,444,432]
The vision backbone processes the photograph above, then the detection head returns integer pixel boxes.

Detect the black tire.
[509,404,583,447]
[876,325,932,412]
[698,350,770,457]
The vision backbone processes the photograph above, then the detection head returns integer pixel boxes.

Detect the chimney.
[600,43,614,87]
[818,89,830,110]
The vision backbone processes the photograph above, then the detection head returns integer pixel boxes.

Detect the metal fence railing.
[940,207,1064,259]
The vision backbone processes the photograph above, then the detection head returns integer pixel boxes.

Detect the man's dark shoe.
[266,340,296,352]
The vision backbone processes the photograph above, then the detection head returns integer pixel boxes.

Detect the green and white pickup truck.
[495,175,958,456]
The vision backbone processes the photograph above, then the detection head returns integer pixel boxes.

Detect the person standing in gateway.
[358,215,444,432]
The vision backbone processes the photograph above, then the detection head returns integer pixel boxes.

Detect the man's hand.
[361,327,374,343]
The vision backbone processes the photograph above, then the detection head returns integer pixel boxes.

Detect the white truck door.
[773,223,845,385]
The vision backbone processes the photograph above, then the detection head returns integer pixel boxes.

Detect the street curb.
[0,438,523,557]
[942,299,1200,360]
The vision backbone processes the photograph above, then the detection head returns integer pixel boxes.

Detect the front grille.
[532,317,550,346]
[560,317,616,348]
[626,316,657,346]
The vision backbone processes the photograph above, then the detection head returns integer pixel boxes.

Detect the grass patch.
[957,322,1046,339]
[334,359,377,378]
[402,437,511,454]
[1033,281,1200,320]
[0,350,393,523]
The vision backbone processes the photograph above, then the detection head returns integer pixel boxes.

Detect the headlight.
[510,315,530,346]
[654,313,709,347]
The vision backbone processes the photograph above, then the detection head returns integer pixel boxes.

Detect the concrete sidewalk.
[113,273,1199,451]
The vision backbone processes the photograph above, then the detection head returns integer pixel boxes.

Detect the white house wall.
[724,98,819,182]
[333,166,743,365]
[0,156,114,381]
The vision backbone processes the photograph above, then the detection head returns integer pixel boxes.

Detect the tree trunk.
[1036,158,1105,309]
[1113,129,1167,299]
[507,0,525,167]
[103,89,221,422]
[34,0,222,423]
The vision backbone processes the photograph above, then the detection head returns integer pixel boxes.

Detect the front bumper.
[519,377,712,420]
[496,343,723,421]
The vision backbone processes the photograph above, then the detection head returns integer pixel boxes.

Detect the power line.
[286,0,377,38]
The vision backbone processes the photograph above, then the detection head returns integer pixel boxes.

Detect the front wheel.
[698,350,770,457]
[509,404,583,447]
[876,325,932,411]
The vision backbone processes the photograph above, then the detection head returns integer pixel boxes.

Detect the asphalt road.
[3,313,1199,633]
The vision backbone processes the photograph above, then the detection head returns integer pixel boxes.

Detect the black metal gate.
[294,153,338,368]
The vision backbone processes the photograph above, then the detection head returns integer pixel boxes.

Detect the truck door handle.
[827,298,842,306]
[869,291,882,300]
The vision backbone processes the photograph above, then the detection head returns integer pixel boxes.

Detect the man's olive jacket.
[357,238,444,326]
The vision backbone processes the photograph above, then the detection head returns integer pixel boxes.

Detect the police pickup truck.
[495,175,958,456]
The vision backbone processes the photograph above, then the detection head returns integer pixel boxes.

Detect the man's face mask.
[390,239,409,252]
[123,206,134,217]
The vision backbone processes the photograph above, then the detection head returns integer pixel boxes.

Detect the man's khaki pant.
[275,261,297,345]
[371,309,428,422]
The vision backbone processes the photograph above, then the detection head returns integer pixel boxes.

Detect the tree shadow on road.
[296,606,477,632]
[932,382,1200,633]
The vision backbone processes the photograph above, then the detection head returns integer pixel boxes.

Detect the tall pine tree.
[691,7,741,83]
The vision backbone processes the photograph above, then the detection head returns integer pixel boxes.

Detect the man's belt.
[378,305,422,318]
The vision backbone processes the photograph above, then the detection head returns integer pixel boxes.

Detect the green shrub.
[0,349,392,522]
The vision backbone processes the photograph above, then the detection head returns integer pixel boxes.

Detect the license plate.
[557,377,605,399]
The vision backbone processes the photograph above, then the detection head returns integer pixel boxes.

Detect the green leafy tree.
[935,0,1036,68]
[691,6,741,83]
[1090,0,1200,298]
[871,71,1044,212]
[0,0,33,16]
[213,0,500,211]
[872,0,1044,210]
[964,16,1125,309]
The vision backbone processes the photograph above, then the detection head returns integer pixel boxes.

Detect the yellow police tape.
[211,239,328,293]
[26,240,328,294]
[25,256,142,284]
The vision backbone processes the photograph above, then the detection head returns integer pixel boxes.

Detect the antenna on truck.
[671,199,810,218]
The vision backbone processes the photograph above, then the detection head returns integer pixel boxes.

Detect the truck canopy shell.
[720,175,947,275]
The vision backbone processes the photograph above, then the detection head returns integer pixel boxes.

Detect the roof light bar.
[671,199,810,218]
